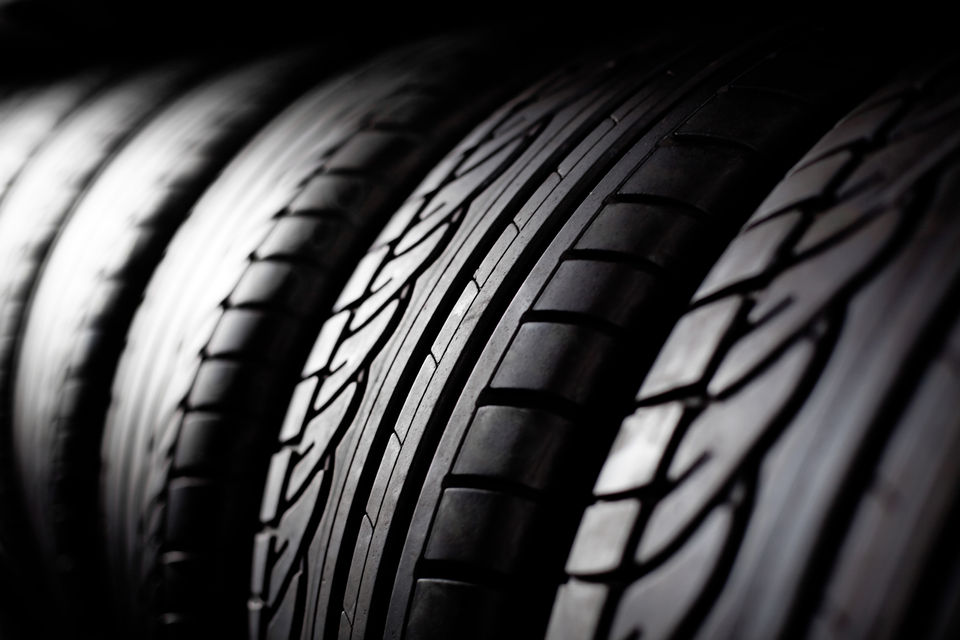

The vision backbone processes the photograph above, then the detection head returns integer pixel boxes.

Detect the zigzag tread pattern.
[546,56,960,640]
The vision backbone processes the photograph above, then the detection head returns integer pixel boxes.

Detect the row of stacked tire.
[0,21,958,640]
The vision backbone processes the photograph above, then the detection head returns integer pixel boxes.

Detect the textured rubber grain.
[254,29,879,640]
[8,52,319,635]
[98,36,536,640]
[547,57,960,640]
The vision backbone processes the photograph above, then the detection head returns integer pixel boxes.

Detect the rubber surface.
[0,73,106,202]
[547,56,960,640]
[254,28,879,640]
[9,51,319,634]
[1,23,955,640]
[98,36,537,639]
[0,63,198,582]
[0,70,112,627]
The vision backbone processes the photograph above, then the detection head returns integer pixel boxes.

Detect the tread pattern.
[547,57,960,640]
[256,30,878,640]
[97,37,533,639]
[9,52,316,630]
[252,43,685,640]
[808,308,960,640]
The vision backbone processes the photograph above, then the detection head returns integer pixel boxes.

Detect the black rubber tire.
[0,70,112,626]
[0,72,107,213]
[0,65,199,580]
[7,51,321,635]
[547,57,960,640]
[251,28,887,640]
[97,35,541,639]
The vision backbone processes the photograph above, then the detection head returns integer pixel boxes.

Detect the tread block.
[173,413,239,472]
[453,406,578,491]
[695,209,802,301]
[545,579,608,640]
[277,380,316,443]
[302,310,350,377]
[424,488,542,574]
[265,568,300,640]
[566,498,641,575]
[407,580,510,640]
[534,259,662,329]
[228,261,325,316]
[654,342,815,549]
[491,322,619,406]
[637,297,741,400]
[575,203,703,270]
[754,149,852,220]
[794,201,875,255]
[187,360,275,415]
[205,308,299,362]
[165,479,221,550]
[611,506,733,640]
[593,401,685,496]
[256,215,354,268]
[837,124,949,202]
[619,143,756,216]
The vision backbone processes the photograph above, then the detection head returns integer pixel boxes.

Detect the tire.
[252,28,885,640]
[98,35,540,639]
[0,72,107,210]
[0,66,200,571]
[9,51,320,634]
[0,69,111,620]
[547,56,960,640]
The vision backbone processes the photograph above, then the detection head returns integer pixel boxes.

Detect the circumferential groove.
[1,24,955,640]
